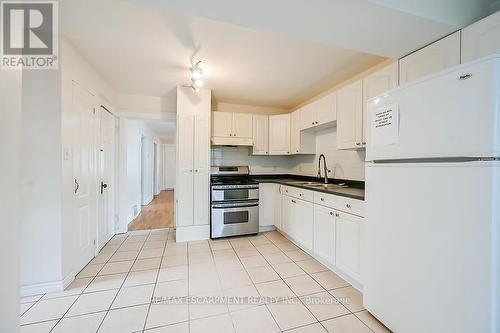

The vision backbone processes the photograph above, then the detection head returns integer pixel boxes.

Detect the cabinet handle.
[311,122,314,125]
[320,198,325,202]
[234,133,237,136]
[229,134,232,136]
[335,213,340,217]
[362,142,366,145]
[315,121,318,124]
[346,203,351,209]
[330,212,334,216]
[291,200,297,204]
[299,193,303,196]
[296,150,299,153]
[356,142,361,146]
[195,169,199,173]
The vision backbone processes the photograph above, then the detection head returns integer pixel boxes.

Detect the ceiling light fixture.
[191,61,204,90]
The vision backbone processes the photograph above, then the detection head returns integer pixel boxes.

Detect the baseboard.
[20,272,76,298]
[175,225,210,242]
[259,225,276,233]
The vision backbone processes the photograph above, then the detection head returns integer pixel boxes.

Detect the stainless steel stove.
[210,166,259,239]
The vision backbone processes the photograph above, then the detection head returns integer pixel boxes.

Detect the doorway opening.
[127,120,176,232]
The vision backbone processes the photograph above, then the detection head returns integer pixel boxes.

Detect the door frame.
[96,105,116,253]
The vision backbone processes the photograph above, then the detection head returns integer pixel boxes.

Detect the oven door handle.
[211,186,259,190]
[212,202,259,209]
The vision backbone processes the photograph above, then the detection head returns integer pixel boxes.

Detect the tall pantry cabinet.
[176,86,211,241]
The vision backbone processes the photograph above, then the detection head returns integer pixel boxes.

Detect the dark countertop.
[250,174,365,200]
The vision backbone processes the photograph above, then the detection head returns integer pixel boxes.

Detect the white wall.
[290,127,366,181]
[118,119,159,230]
[20,69,64,290]
[60,38,118,282]
[0,69,22,332]
[211,146,291,174]
[162,144,176,189]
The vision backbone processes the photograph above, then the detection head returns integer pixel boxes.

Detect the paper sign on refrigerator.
[370,103,399,146]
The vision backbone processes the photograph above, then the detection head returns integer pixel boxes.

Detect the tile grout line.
[140,228,173,332]
[95,230,154,333]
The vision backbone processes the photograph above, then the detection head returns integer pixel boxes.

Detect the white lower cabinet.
[335,211,362,283]
[292,198,314,251]
[313,205,336,266]
[280,187,365,287]
[259,183,281,229]
[281,195,314,252]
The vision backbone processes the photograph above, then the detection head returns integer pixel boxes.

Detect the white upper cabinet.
[212,112,232,138]
[362,62,398,145]
[300,92,337,130]
[291,110,315,155]
[212,112,253,145]
[336,80,363,150]
[252,115,269,155]
[269,114,291,155]
[232,113,253,138]
[462,11,500,63]
[399,31,461,85]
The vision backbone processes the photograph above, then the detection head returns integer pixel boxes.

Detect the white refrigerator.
[364,55,500,333]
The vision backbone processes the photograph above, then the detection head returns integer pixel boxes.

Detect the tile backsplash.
[210,127,366,180]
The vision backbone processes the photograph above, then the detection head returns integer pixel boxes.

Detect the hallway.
[128,190,175,231]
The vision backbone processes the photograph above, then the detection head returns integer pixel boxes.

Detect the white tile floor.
[20,229,391,333]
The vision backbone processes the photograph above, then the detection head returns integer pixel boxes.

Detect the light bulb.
[191,67,203,80]
[193,79,203,88]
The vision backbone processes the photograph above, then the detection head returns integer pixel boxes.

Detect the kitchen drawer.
[314,192,365,217]
[282,185,314,202]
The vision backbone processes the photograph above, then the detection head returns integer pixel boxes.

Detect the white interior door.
[97,107,115,252]
[72,82,97,270]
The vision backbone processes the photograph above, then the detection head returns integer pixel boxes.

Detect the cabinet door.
[313,205,335,266]
[259,183,281,226]
[274,186,283,230]
[399,31,460,85]
[315,92,337,126]
[290,110,301,154]
[233,113,253,138]
[269,114,291,155]
[282,195,294,235]
[300,104,316,130]
[176,113,194,227]
[461,11,500,63]
[252,115,268,155]
[292,198,314,251]
[193,114,210,226]
[335,212,362,282]
[362,62,398,145]
[337,80,363,150]
[212,112,232,137]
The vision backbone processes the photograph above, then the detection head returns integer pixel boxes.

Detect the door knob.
[74,179,79,194]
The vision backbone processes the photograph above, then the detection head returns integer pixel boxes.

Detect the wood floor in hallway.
[128,190,174,231]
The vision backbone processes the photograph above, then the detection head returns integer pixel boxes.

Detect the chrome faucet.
[317,154,329,184]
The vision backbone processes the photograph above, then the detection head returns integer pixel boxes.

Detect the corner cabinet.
[252,115,269,155]
[336,80,363,150]
[268,114,291,155]
[461,10,500,63]
[300,92,337,130]
[399,31,461,85]
[291,110,315,155]
[176,86,211,241]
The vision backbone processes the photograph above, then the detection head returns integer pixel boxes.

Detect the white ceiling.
[61,0,494,111]
[143,120,176,139]
[61,0,384,110]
